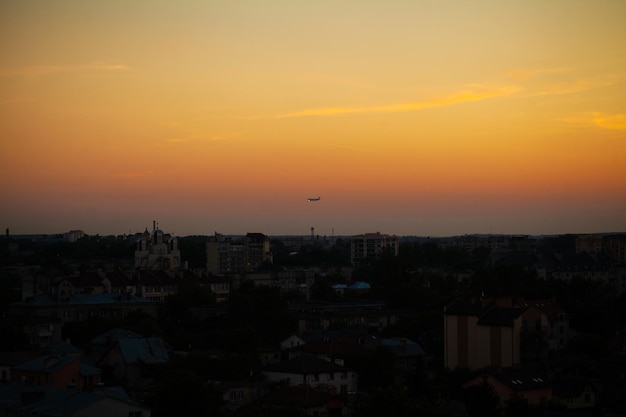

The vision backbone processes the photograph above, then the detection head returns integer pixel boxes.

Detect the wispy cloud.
[557,112,626,131]
[275,85,521,118]
[0,63,131,77]
[592,112,626,131]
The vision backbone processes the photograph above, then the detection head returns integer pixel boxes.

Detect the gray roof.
[90,328,143,346]
[477,306,526,326]
[380,338,426,357]
[117,337,169,365]
[14,353,81,373]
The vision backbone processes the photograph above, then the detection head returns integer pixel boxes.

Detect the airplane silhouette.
[307,196,320,202]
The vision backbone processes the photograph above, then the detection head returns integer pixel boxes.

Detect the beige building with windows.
[350,232,399,266]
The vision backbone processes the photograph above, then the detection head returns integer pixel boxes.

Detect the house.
[133,270,178,302]
[463,368,552,408]
[97,336,169,391]
[262,355,358,396]
[552,377,596,410]
[444,297,549,370]
[0,351,37,383]
[11,352,101,391]
[0,383,150,417]
[1,315,63,350]
[10,293,159,323]
[244,385,344,417]
[380,337,427,378]
[211,379,272,413]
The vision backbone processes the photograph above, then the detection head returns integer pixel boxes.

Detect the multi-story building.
[576,234,604,254]
[134,222,181,270]
[444,297,551,370]
[350,232,399,266]
[206,233,272,275]
[245,233,272,270]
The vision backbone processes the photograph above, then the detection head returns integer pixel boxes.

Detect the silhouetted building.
[350,232,399,266]
[134,222,181,270]
[206,232,272,274]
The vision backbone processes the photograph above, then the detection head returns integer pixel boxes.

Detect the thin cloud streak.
[592,113,626,131]
[275,85,521,118]
[556,112,626,131]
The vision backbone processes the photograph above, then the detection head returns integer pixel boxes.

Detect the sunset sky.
[1,1,625,237]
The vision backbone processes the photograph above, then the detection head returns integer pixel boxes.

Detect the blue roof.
[15,353,81,373]
[381,338,426,357]
[117,337,169,365]
[349,282,371,289]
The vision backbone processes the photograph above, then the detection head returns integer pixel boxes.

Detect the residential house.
[11,351,101,391]
[244,385,344,417]
[0,351,37,383]
[552,377,596,410]
[0,383,150,417]
[262,355,358,396]
[463,368,552,408]
[97,336,169,393]
[134,270,178,302]
[211,379,272,413]
[10,293,159,323]
[444,297,549,370]
[1,316,63,350]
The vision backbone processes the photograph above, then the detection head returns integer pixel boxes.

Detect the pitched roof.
[116,337,169,365]
[477,306,526,326]
[14,353,81,374]
[90,328,143,346]
[445,299,486,316]
[380,338,426,357]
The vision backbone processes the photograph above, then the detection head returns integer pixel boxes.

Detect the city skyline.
[1,1,625,237]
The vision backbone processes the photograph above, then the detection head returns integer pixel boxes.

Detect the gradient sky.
[1,1,625,237]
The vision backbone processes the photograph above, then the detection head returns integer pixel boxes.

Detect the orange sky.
[1,1,625,236]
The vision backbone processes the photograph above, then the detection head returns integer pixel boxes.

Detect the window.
[128,412,142,417]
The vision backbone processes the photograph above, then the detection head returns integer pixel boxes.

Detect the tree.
[463,379,500,417]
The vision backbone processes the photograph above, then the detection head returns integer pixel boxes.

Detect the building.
[350,232,399,266]
[134,222,181,270]
[10,293,159,324]
[206,233,272,275]
[262,355,358,396]
[444,297,550,370]
[463,368,552,408]
[245,233,272,270]
[0,384,150,417]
